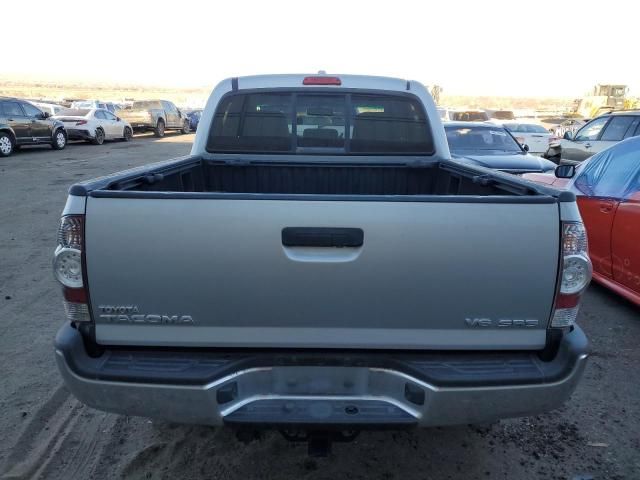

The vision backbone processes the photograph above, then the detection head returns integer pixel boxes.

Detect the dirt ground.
[0,135,639,480]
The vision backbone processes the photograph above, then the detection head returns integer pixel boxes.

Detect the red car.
[524,136,640,306]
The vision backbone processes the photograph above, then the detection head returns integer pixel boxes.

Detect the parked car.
[53,108,133,144]
[445,122,557,173]
[524,136,640,306]
[501,122,553,155]
[186,109,202,131]
[33,102,67,116]
[0,97,67,157]
[547,111,640,165]
[71,100,120,114]
[53,74,590,455]
[118,100,189,137]
[485,109,516,121]
[548,118,587,138]
[449,109,489,122]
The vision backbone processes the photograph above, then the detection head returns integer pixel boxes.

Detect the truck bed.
[76,155,563,199]
[73,156,567,350]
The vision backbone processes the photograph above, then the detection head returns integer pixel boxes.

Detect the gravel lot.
[0,135,639,480]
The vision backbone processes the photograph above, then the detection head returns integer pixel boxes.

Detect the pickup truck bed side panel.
[86,197,559,349]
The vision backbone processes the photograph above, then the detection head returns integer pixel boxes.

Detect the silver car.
[559,111,640,165]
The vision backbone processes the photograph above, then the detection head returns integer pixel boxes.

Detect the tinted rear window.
[207,91,433,155]
[450,111,489,122]
[490,111,515,120]
[57,108,90,116]
[132,101,162,109]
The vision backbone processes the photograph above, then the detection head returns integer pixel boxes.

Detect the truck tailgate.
[85,197,559,349]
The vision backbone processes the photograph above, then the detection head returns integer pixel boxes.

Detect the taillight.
[53,215,91,323]
[515,136,525,144]
[303,76,341,86]
[551,222,592,327]
[76,120,87,126]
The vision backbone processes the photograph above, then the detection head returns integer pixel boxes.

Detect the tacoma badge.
[98,305,195,324]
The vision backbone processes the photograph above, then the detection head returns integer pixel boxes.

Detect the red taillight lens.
[515,136,525,144]
[76,120,87,126]
[303,76,341,86]
[551,222,592,327]
[53,215,91,323]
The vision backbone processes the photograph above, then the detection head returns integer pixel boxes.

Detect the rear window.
[132,101,162,109]
[450,111,489,122]
[490,111,515,120]
[445,126,522,153]
[57,109,90,116]
[207,91,433,155]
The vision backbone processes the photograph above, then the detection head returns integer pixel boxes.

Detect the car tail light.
[551,222,592,327]
[53,215,91,323]
[303,76,341,86]
[76,120,87,126]
[515,136,525,144]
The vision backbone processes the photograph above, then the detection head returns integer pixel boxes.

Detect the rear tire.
[122,126,133,142]
[0,132,14,157]
[51,129,67,150]
[91,128,105,145]
[154,120,165,138]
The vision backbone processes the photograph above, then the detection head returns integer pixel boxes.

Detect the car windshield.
[57,109,90,117]
[445,126,522,153]
[450,111,489,121]
[132,101,162,109]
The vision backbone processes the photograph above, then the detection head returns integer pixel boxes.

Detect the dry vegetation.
[0,77,573,111]
[0,77,211,107]
[442,95,574,111]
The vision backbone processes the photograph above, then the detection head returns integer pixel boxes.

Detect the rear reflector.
[551,305,581,328]
[303,76,341,86]
[63,300,91,323]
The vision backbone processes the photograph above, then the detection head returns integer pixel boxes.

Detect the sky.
[3,0,638,97]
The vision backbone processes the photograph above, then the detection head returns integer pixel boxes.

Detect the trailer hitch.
[280,429,360,457]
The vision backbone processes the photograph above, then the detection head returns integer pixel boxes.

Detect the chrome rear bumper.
[55,324,588,428]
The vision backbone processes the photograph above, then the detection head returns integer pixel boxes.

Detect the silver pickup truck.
[53,74,591,453]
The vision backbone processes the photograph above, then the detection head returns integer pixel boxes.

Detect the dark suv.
[0,97,67,157]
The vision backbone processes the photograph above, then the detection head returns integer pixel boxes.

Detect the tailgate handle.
[282,227,363,248]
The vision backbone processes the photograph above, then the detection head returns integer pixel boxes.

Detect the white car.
[53,108,133,145]
[501,122,553,155]
[70,100,120,114]
[32,102,66,116]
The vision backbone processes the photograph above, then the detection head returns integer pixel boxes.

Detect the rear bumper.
[66,128,94,140]
[55,323,588,428]
[129,122,154,130]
